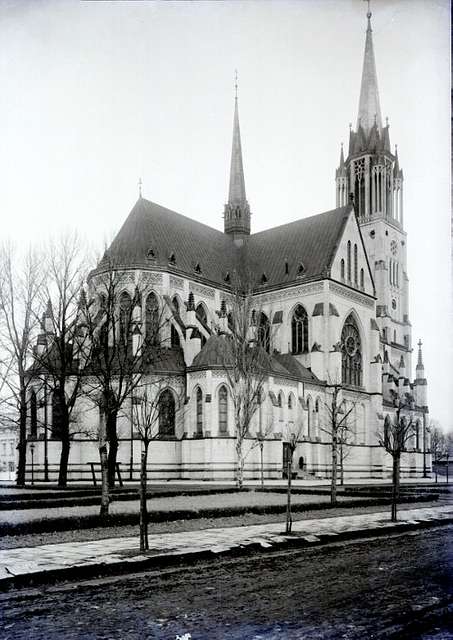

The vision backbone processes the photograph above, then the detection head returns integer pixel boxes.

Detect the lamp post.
[44,382,49,481]
[446,452,450,485]
[30,443,35,486]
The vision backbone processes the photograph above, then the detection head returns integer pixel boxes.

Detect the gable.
[330,209,375,296]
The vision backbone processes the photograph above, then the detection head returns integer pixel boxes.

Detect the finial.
[417,339,424,367]
[386,116,389,127]
[418,339,422,349]
[234,69,238,99]
[341,142,343,149]
[138,177,142,198]
[349,122,352,131]
[365,0,372,20]
[374,113,377,124]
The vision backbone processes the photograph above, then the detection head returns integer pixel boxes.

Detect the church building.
[27,9,429,482]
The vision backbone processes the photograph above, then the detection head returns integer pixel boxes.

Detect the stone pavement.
[0,503,452,588]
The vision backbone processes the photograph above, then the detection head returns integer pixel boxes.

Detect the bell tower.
[335,6,412,377]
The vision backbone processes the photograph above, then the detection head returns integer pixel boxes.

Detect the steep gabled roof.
[97,198,241,287]
[96,199,352,292]
[246,206,351,288]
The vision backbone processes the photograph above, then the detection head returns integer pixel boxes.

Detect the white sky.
[0,0,451,429]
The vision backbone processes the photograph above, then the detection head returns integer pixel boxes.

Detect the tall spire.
[224,71,250,240]
[356,5,382,134]
[228,72,247,205]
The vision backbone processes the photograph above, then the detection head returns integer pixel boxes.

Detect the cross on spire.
[138,177,142,198]
[364,0,372,19]
[234,69,238,99]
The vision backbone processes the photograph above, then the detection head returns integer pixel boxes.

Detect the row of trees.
[0,237,444,547]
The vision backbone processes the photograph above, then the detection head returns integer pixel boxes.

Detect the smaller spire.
[417,339,423,367]
[340,142,345,167]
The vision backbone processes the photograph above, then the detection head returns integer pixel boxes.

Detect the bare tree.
[338,419,353,487]
[429,422,447,484]
[321,383,355,506]
[0,243,44,486]
[132,380,184,551]
[283,419,304,534]
[32,233,91,487]
[379,398,416,522]
[84,258,171,516]
[222,277,270,489]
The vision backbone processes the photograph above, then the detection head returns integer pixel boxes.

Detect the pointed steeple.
[228,96,247,205]
[416,339,425,378]
[356,8,382,135]
[224,72,250,241]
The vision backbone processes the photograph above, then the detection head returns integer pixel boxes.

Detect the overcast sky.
[0,0,450,429]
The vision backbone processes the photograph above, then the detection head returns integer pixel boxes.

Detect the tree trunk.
[236,438,244,489]
[286,452,293,534]
[391,454,400,522]
[331,431,338,506]
[260,442,264,490]
[340,442,344,486]
[99,444,110,519]
[139,445,149,551]
[106,410,118,490]
[58,407,71,488]
[16,387,27,486]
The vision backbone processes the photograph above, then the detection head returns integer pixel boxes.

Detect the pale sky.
[0,0,451,429]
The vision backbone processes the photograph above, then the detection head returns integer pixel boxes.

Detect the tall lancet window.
[258,312,270,353]
[145,293,160,349]
[119,291,133,353]
[341,314,362,387]
[291,305,308,354]
[195,304,207,347]
[347,241,352,282]
[171,296,180,348]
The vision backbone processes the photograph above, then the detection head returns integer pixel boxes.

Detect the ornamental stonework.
[190,281,215,299]
[188,371,207,379]
[256,282,323,305]
[329,283,374,308]
[139,272,163,287]
[170,276,184,290]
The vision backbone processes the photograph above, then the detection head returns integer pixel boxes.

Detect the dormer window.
[169,252,176,265]
[194,262,202,274]
[224,272,231,284]
[261,273,268,284]
[297,263,305,277]
[147,248,156,261]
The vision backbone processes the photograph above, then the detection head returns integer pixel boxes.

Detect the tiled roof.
[273,354,320,383]
[97,198,351,291]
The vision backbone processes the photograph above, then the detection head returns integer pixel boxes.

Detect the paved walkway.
[1,504,452,586]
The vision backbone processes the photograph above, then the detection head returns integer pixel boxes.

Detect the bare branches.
[0,242,45,485]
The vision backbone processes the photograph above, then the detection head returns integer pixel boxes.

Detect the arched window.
[30,390,37,438]
[291,305,308,354]
[347,241,351,281]
[384,415,391,448]
[415,420,421,450]
[340,259,345,281]
[51,389,63,439]
[341,314,362,387]
[171,298,180,347]
[354,244,358,285]
[219,386,228,434]
[196,303,207,348]
[396,263,399,288]
[360,268,364,290]
[307,397,312,438]
[145,293,159,349]
[158,389,175,437]
[258,312,270,353]
[196,387,203,435]
[119,291,133,352]
[288,394,293,410]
